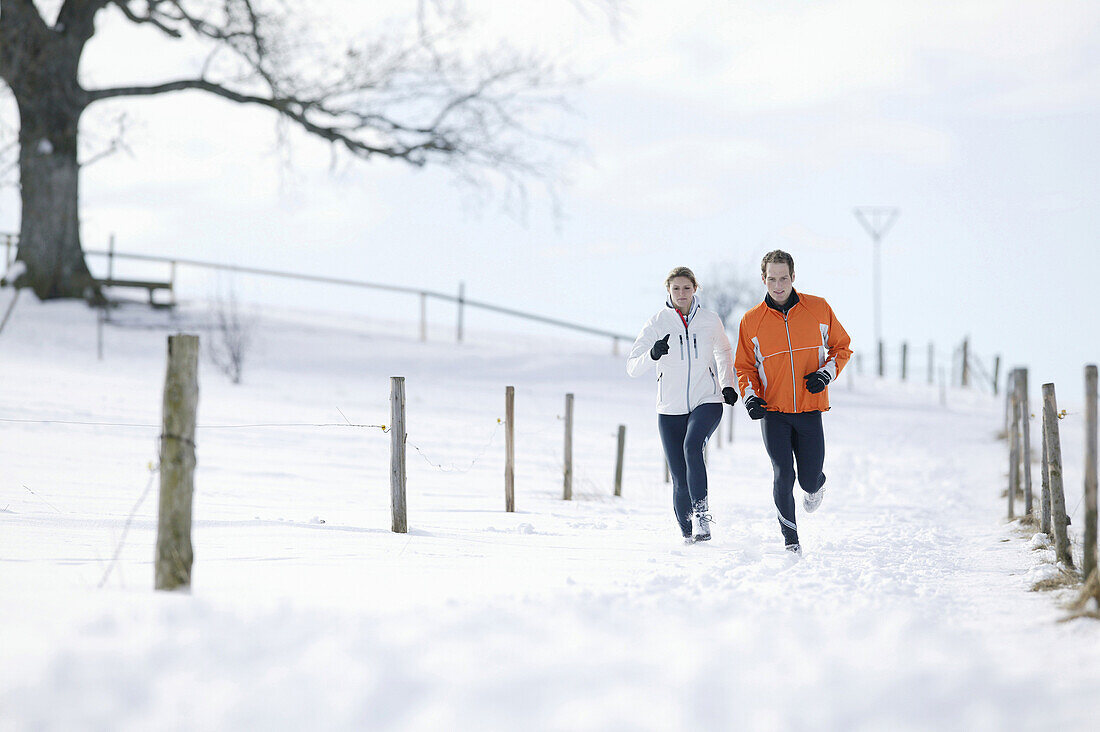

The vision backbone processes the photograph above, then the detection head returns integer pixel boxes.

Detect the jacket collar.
[666,296,699,324]
[764,289,800,315]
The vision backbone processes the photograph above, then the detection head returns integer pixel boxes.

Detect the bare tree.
[0,1,612,300]
[703,260,757,328]
[206,285,253,385]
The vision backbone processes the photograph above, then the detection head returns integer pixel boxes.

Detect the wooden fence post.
[614,425,626,497]
[1003,367,1015,436]
[563,393,573,501]
[505,386,515,512]
[1042,383,1074,568]
[155,334,199,591]
[390,376,407,533]
[1019,369,1033,516]
[992,355,1001,396]
[1041,411,1052,536]
[877,340,884,377]
[900,342,908,381]
[961,337,969,387]
[456,281,465,343]
[1008,373,1019,520]
[1084,365,1098,581]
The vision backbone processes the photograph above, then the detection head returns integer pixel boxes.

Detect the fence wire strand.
[97,462,160,589]
[0,416,388,431]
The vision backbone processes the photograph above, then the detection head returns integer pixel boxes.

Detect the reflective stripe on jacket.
[734,292,852,413]
[627,299,735,415]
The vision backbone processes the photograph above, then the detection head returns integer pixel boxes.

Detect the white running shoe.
[785,543,802,556]
[691,499,712,542]
[803,485,825,513]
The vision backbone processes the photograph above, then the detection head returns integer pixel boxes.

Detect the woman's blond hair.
[664,266,698,290]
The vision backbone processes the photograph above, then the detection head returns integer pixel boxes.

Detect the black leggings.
[760,411,825,543]
[658,402,724,535]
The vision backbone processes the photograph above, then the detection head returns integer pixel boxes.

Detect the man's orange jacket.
[734,292,852,413]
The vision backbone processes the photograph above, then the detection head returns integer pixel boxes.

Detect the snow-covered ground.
[1,292,1097,731]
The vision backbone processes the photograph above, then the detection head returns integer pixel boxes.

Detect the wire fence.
[1,233,633,352]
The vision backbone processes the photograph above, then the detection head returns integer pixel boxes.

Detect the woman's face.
[668,276,696,312]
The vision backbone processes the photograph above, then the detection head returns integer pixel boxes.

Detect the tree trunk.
[14,97,96,299]
[1,1,98,301]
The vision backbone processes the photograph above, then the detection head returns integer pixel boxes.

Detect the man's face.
[763,262,794,305]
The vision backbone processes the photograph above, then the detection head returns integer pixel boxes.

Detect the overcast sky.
[2,0,1099,402]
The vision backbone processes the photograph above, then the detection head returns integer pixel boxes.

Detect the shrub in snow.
[206,288,255,385]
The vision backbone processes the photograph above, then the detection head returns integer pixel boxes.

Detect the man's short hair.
[761,250,794,277]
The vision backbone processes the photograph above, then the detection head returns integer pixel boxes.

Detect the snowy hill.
[1,294,1097,731]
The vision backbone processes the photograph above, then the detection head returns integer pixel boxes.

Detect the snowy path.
[1,299,1097,730]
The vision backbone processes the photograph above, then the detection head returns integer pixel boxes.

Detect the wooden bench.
[95,277,175,308]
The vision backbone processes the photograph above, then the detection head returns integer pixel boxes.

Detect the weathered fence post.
[1019,369,1033,516]
[1041,410,1051,535]
[1084,365,1098,581]
[1003,367,1015,436]
[614,425,626,497]
[961,337,969,387]
[900,342,908,381]
[992,355,1001,396]
[390,376,407,533]
[505,386,515,512]
[877,340,884,378]
[107,233,116,281]
[456,281,465,343]
[155,334,200,591]
[169,261,178,308]
[1042,383,1074,568]
[563,393,574,501]
[1008,373,1020,520]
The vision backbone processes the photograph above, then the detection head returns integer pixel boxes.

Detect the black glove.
[722,387,738,406]
[650,333,671,360]
[804,369,831,394]
[745,395,768,420]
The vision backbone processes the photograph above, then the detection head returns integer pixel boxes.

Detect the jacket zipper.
[693,333,698,358]
[658,372,663,403]
[783,310,797,412]
[684,325,692,411]
[679,334,684,359]
[709,366,718,394]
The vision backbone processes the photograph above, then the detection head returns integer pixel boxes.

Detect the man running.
[734,250,852,555]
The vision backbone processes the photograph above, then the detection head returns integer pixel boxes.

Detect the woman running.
[628,267,738,542]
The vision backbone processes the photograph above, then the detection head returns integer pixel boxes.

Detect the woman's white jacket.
[627,299,736,415]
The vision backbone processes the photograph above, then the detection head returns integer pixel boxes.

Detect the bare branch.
[79,111,132,167]
[109,0,183,38]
